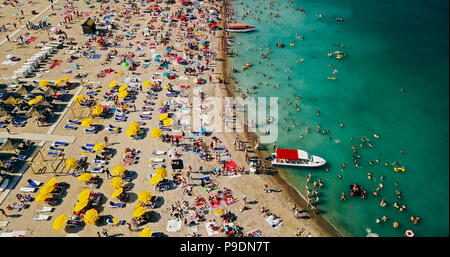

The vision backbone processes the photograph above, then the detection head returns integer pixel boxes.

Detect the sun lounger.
[140,115,151,120]
[85,144,95,148]
[12,155,27,161]
[33,213,50,221]
[67,119,81,125]
[149,158,165,163]
[27,179,41,188]
[53,141,68,147]
[152,150,166,155]
[94,159,108,165]
[91,167,103,173]
[84,128,97,134]
[38,206,54,213]
[0,179,9,192]
[106,218,125,225]
[81,146,94,152]
[108,128,121,133]
[20,187,36,193]
[115,117,127,122]
[64,125,77,130]
[50,146,63,151]
[109,201,125,208]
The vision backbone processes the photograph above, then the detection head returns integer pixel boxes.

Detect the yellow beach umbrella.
[45,177,57,188]
[118,90,128,99]
[139,227,152,237]
[155,167,167,178]
[54,79,63,86]
[35,95,43,101]
[74,200,88,212]
[118,84,128,92]
[143,81,152,87]
[39,184,55,195]
[163,118,173,127]
[61,77,69,82]
[74,95,85,103]
[93,143,105,152]
[66,158,78,169]
[81,118,94,128]
[111,187,124,199]
[92,105,103,116]
[78,189,91,202]
[149,174,162,186]
[110,177,124,190]
[53,214,67,230]
[215,209,224,215]
[159,113,168,121]
[126,128,138,137]
[132,206,146,218]
[27,99,37,106]
[78,173,93,183]
[83,209,99,225]
[129,122,140,129]
[150,128,162,138]
[138,191,152,203]
[39,80,49,87]
[112,165,125,177]
[109,81,118,88]
[135,201,144,208]
[35,192,51,202]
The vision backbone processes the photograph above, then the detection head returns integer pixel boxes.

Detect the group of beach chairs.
[64,119,98,134]
[47,141,69,157]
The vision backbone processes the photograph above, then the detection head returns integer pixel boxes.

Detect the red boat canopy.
[276,149,298,160]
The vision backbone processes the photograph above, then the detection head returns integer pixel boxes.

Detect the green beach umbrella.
[121,62,130,67]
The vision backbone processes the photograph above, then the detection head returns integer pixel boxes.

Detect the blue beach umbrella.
[154,59,161,63]
[192,62,201,67]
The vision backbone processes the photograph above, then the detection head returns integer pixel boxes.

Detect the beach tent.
[225,161,238,171]
[81,18,96,34]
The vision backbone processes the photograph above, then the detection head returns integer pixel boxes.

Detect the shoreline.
[219,0,342,237]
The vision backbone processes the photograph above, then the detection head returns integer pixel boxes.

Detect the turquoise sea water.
[229,0,449,237]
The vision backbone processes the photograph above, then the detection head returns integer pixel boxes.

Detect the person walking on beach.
[101,228,109,237]
[5,127,11,134]
[97,232,102,237]
[104,136,109,147]
[6,35,10,42]
[105,168,111,179]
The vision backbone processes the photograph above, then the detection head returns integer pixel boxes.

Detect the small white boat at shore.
[226,23,256,33]
[270,149,326,168]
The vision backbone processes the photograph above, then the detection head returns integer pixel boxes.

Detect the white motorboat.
[226,23,256,33]
[270,149,326,168]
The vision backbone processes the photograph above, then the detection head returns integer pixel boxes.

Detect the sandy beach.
[0,0,340,237]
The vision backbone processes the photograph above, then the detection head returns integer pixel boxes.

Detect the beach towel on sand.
[205,221,219,236]
[166,219,182,232]
[265,215,283,229]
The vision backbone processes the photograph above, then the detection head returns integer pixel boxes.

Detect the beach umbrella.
[126,128,138,137]
[121,62,130,68]
[118,90,128,99]
[35,192,51,202]
[39,80,49,87]
[109,81,118,88]
[162,72,170,77]
[81,118,94,128]
[93,143,105,152]
[215,209,224,215]
[163,118,173,127]
[155,167,167,178]
[74,95,85,103]
[192,62,201,67]
[78,189,91,202]
[154,59,161,63]
[118,84,128,92]
[45,177,57,188]
[61,77,69,82]
[159,113,169,121]
[53,214,67,230]
[150,128,162,138]
[74,200,88,212]
[158,107,167,114]
[132,207,146,218]
[92,104,104,116]
[129,122,140,129]
[13,13,19,17]
[39,184,55,195]
[152,54,161,58]
[135,201,144,208]
[111,187,124,200]
[110,177,124,190]
[78,173,93,183]
[83,209,99,224]
[143,81,152,87]
[138,191,152,203]
[165,48,172,53]
[54,79,63,86]
[50,26,58,33]
[27,99,38,106]
[139,228,152,237]
[175,57,182,62]
[66,158,78,169]
[149,173,162,186]
[112,165,125,177]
